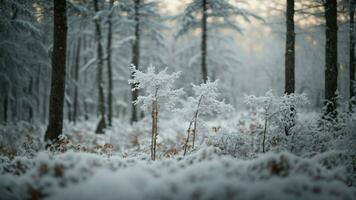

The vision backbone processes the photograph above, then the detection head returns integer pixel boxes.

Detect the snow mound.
[1,149,354,200]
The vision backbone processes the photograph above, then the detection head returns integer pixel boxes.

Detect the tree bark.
[94,0,106,134]
[284,0,296,135]
[28,77,34,122]
[285,0,295,94]
[3,90,8,124]
[73,37,81,124]
[151,88,158,160]
[350,1,356,109]
[130,0,140,124]
[323,0,338,117]
[44,0,67,143]
[201,0,208,83]
[83,35,89,120]
[107,0,114,126]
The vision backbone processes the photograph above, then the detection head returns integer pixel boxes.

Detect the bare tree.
[73,37,81,124]
[323,0,338,118]
[285,0,295,94]
[201,0,208,83]
[349,0,356,109]
[94,0,106,134]
[107,0,114,126]
[44,0,67,143]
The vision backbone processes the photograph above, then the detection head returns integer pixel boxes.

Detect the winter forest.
[0,0,356,199]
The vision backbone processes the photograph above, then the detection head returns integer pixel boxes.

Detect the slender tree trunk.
[323,0,338,118]
[350,2,356,109]
[73,37,81,125]
[36,66,41,122]
[94,0,106,134]
[3,91,8,124]
[285,0,295,94]
[44,0,67,143]
[130,0,140,124]
[65,45,73,123]
[201,0,208,83]
[28,77,33,122]
[262,112,267,153]
[107,0,114,126]
[82,35,89,120]
[42,86,47,123]
[151,88,158,160]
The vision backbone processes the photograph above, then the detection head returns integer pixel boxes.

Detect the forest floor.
[0,111,356,200]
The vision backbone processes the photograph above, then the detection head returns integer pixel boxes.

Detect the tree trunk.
[44,0,67,143]
[323,0,338,117]
[151,88,158,160]
[130,0,140,124]
[36,66,41,122]
[3,91,8,125]
[284,0,296,135]
[201,0,208,83]
[73,37,81,125]
[65,44,73,123]
[83,35,89,120]
[285,0,295,94]
[350,1,356,109]
[28,77,34,122]
[107,0,114,126]
[94,0,106,134]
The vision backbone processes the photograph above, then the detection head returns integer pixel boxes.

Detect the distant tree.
[45,0,67,143]
[323,0,338,118]
[93,0,106,134]
[0,0,51,124]
[177,0,262,83]
[285,0,295,94]
[344,0,356,109]
[73,37,81,125]
[126,0,165,123]
[106,0,114,126]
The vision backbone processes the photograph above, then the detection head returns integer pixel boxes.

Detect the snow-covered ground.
[0,109,355,200]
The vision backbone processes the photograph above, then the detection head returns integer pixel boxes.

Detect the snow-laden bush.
[1,149,355,200]
[180,79,234,155]
[129,65,185,160]
[244,90,309,153]
[0,122,44,158]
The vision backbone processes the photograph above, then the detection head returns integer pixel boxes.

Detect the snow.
[0,87,355,200]
[1,148,355,200]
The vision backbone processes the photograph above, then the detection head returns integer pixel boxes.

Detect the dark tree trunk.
[323,0,338,117]
[350,1,356,109]
[73,37,81,124]
[36,66,41,121]
[44,0,67,143]
[107,0,114,126]
[82,35,89,120]
[201,0,208,83]
[130,0,140,124]
[94,0,106,134]
[28,77,33,122]
[285,0,295,94]
[42,86,48,123]
[3,92,8,124]
[65,44,73,123]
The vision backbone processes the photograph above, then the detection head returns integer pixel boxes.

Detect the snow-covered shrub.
[129,65,185,160]
[0,122,44,158]
[244,90,309,153]
[180,79,234,155]
[2,150,355,200]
